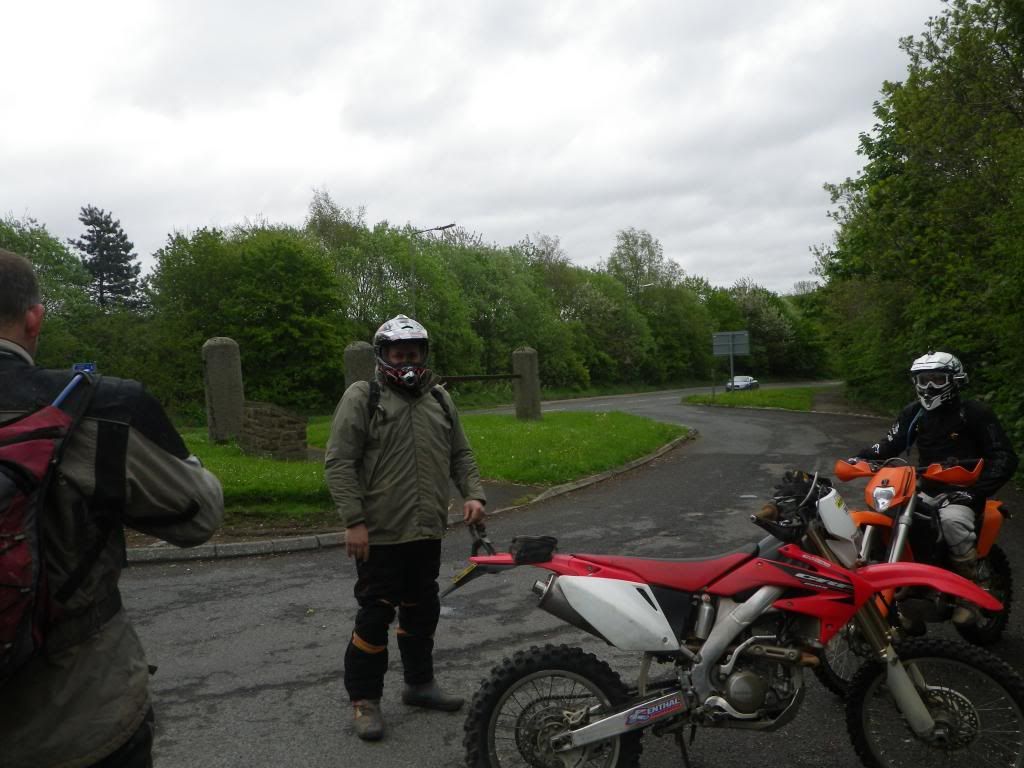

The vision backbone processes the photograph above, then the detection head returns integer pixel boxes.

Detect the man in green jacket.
[325,314,486,741]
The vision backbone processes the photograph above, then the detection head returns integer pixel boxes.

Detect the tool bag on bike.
[0,373,94,683]
[509,535,558,564]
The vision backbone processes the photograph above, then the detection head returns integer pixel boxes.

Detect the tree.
[635,283,714,383]
[1,216,90,317]
[149,225,348,411]
[305,189,366,252]
[817,0,1024,448]
[69,205,142,309]
[602,228,683,297]
[0,216,93,367]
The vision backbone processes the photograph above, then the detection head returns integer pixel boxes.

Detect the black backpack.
[0,373,94,683]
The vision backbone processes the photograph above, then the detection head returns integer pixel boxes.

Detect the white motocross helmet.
[909,351,968,411]
[373,314,431,390]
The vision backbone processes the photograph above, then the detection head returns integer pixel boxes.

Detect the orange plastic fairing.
[920,461,984,486]
[834,459,873,482]
[977,500,1007,557]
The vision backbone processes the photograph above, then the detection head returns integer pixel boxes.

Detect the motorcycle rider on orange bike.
[854,351,1018,626]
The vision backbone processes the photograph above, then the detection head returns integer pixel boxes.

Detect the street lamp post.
[410,222,455,317]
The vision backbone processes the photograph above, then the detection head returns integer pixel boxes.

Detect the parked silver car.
[726,375,759,391]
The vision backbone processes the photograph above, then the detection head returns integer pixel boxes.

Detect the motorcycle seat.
[575,543,759,593]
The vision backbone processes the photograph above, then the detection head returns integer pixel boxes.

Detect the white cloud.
[0,0,946,292]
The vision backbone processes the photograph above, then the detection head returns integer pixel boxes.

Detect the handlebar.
[834,457,984,485]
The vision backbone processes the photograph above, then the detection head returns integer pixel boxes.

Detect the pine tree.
[68,205,141,308]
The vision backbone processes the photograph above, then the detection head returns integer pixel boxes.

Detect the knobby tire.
[846,636,1024,768]
[463,644,643,768]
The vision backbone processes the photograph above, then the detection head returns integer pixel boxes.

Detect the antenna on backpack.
[52,372,87,409]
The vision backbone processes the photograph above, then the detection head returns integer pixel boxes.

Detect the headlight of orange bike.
[871,486,896,512]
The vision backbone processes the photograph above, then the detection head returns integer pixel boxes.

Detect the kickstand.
[674,725,697,768]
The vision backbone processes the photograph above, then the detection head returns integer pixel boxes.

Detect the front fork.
[811,526,937,736]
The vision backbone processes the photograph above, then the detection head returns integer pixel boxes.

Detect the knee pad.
[354,600,396,646]
[939,503,978,556]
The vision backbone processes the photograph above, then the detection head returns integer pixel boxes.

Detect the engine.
[704,616,808,726]
[720,649,800,716]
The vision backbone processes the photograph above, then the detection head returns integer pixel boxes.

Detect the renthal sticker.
[794,572,854,593]
[625,696,684,726]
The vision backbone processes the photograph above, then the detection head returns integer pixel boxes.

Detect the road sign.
[712,331,749,357]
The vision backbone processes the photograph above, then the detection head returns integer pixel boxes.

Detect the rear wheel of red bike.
[463,644,643,768]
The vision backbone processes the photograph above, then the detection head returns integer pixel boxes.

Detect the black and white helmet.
[373,314,430,390]
[909,351,968,411]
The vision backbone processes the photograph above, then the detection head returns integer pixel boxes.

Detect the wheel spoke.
[856,650,1024,767]
[489,671,618,766]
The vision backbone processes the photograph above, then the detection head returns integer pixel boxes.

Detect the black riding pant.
[344,538,442,701]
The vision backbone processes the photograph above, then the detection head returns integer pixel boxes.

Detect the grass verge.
[462,412,687,485]
[183,411,688,526]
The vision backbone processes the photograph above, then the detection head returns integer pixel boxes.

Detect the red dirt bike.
[815,457,1012,696]
[446,471,1023,768]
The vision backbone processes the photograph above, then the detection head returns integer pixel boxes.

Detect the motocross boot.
[352,699,385,741]
[402,680,464,711]
[950,548,983,626]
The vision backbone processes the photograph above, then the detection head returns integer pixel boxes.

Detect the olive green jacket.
[0,340,224,768]
[324,375,485,543]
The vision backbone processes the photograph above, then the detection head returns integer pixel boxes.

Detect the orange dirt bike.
[815,457,1012,696]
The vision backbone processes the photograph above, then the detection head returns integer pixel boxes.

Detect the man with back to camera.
[855,350,1018,625]
[0,248,224,767]
[325,314,486,741]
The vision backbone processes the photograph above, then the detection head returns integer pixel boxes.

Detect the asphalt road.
[124,391,1024,767]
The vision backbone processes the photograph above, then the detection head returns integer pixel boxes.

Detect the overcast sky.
[2,1,946,294]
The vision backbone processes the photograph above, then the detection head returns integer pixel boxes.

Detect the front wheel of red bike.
[846,637,1024,768]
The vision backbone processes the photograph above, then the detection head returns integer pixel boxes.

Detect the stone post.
[513,347,542,420]
[344,341,375,391]
[202,337,244,443]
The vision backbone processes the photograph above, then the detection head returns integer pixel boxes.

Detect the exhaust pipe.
[533,575,608,642]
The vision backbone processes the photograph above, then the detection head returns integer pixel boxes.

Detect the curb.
[127,532,346,563]
[682,402,890,420]
[126,431,697,564]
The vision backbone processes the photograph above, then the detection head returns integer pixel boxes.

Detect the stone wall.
[239,401,308,461]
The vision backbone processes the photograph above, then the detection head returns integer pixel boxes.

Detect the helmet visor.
[914,371,950,389]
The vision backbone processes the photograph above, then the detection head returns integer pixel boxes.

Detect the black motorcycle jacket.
[858,397,1019,499]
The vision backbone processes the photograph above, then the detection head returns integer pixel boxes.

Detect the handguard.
[751,500,807,543]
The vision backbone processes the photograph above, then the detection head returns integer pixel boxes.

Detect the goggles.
[914,371,951,389]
